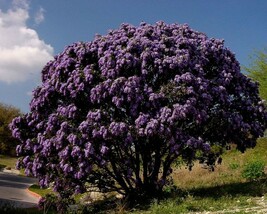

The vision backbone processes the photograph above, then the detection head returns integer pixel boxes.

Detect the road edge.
[26,188,42,200]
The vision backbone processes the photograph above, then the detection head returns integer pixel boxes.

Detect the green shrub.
[242,160,265,181]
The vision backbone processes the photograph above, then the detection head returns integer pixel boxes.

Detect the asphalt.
[0,171,40,208]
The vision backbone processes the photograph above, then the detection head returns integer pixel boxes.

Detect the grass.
[28,184,54,198]
[0,154,17,170]
[128,179,267,214]
[131,195,259,214]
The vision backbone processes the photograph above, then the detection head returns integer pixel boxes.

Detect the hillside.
[131,137,267,214]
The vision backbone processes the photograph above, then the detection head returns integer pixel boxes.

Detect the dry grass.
[0,154,17,169]
[173,162,241,189]
[172,138,267,190]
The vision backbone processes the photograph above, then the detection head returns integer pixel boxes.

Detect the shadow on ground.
[83,178,267,213]
[0,199,41,214]
[189,178,267,199]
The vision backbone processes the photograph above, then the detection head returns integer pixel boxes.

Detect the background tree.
[10,22,267,208]
[244,49,267,102]
[0,103,22,156]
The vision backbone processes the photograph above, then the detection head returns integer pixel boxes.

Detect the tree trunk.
[124,181,163,208]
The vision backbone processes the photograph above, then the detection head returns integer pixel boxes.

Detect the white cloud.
[0,0,54,83]
[12,0,29,10]
[34,7,45,25]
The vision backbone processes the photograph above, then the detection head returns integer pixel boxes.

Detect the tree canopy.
[244,49,267,102]
[10,22,267,209]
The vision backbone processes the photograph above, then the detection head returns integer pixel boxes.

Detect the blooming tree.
[10,22,266,204]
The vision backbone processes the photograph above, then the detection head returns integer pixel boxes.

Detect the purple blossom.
[135,113,149,128]
[109,122,128,136]
[71,146,81,157]
[100,145,109,155]
[84,142,93,158]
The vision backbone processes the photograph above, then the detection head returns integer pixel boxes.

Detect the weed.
[229,162,240,170]
[242,160,266,181]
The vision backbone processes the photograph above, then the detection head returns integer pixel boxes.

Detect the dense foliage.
[244,49,267,102]
[0,103,21,156]
[10,22,267,205]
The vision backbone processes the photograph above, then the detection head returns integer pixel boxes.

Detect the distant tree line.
[0,103,22,156]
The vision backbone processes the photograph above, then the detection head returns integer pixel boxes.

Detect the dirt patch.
[2,168,20,175]
[191,196,267,214]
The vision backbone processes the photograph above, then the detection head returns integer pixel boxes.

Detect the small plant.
[229,162,239,170]
[242,160,265,181]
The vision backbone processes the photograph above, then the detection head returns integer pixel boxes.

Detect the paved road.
[0,171,40,208]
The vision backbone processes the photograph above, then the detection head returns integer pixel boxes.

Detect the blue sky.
[0,0,266,112]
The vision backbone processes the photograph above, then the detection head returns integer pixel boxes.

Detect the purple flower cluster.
[10,21,267,201]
